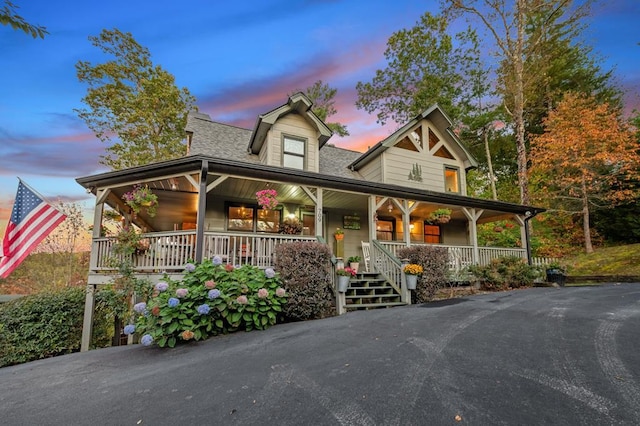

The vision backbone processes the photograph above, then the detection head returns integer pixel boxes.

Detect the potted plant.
[545,261,567,287]
[280,216,303,235]
[403,263,423,290]
[348,255,361,273]
[122,185,158,217]
[256,189,278,210]
[336,267,356,292]
[334,227,344,241]
[428,208,452,224]
[112,226,144,257]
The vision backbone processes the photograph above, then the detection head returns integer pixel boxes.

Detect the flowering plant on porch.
[403,264,424,275]
[255,189,278,210]
[122,184,158,217]
[336,267,356,276]
[427,208,452,224]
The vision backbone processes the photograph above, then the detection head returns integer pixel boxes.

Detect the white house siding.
[359,156,383,182]
[327,208,369,262]
[381,124,467,196]
[441,222,468,245]
[268,113,319,172]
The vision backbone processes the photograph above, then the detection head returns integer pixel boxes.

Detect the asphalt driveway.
[1,283,639,425]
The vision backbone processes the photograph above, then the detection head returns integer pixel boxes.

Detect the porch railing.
[371,240,402,294]
[377,241,526,271]
[90,231,317,273]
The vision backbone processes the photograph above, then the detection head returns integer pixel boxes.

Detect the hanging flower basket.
[122,185,158,217]
[256,189,278,210]
[428,208,452,225]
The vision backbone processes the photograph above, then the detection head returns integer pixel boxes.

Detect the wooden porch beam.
[206,175,229,193]
[300,185,317,204]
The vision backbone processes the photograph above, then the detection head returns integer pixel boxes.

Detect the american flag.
[0,180,67,279]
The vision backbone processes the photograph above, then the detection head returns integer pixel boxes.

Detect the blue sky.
[1,0,638,232]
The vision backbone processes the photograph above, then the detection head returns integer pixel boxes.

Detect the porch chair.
[361,241,370,272]
[206,235,230,262]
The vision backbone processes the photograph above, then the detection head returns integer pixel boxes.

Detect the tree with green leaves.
[75,28,197,170]
[444,0,594,206]
[0,0,47,38]
[296,80,349,136]
[355,12,481,127]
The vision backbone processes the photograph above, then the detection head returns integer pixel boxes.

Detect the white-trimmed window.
[444,166,460,193]
[283,136,305,170]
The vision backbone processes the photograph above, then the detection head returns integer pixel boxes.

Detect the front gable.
[248,93,332,173]
[351,105,477,195]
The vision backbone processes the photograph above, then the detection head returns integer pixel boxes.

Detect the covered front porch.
[79,156,540,286]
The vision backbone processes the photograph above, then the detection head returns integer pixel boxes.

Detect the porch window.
[283,136,305,170]
[376,218,395,241]
[227,205,281,233]
[257,209,281,233]
[424,224,441,244]
[444,166,460,193]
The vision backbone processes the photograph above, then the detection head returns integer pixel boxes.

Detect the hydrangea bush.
[130,258,287,348]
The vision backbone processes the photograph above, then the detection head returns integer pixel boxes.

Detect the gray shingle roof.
[185,112,259,164]
[185,112,364,179]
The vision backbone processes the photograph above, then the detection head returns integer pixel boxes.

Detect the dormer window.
[283,136,306,170]
[444,166,460,193]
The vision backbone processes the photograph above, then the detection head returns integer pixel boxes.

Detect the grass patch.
[564,244,640,276]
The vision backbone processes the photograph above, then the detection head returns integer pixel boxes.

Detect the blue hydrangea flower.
[124,324,136,335]
[141,334,154,346]
[155,281,168,292]
[168,297,180,308]
[212,255,222,266]
[265,268,276,279]
[185,263,196,272]
[197,304,211,315]
[208,289,221,300]
[133,302,147,314]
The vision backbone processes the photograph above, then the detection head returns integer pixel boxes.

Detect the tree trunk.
[581,175,593,254]
[484,126,498,200]
[515,0,530,206]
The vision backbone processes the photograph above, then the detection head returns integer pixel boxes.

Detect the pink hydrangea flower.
[276,287,286,297]
[176,288,188,298]
[205,280,216,289]
[258,288,269,299]
[236,295,248,305]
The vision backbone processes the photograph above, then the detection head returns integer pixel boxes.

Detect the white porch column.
[81,193,106,352]
[462,207,484,265]
[368,195,377,242]
[402,199,411,246]
[514,215,528,258]
[315,188,323,238]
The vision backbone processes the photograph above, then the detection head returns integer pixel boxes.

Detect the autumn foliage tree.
[530,93,640,253]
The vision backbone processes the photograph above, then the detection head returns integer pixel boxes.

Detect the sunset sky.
[1,0,638,233]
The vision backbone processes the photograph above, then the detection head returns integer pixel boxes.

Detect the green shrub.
[274,241,333,321]
[467,256,537,291]
[132,259,287,348]
[397,245,449,302]
[0,287,118,367]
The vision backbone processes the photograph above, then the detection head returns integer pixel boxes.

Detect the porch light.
[169,178,178,191]
[387,200,393,213]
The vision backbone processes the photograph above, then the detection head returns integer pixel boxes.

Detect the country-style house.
[76,93,542,348]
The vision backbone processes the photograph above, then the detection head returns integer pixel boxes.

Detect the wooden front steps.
[343,271,406,311]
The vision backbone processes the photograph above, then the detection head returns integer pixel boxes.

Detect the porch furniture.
[361,241,370,272]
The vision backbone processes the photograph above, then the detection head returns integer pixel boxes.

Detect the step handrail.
[371,240,402,294]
